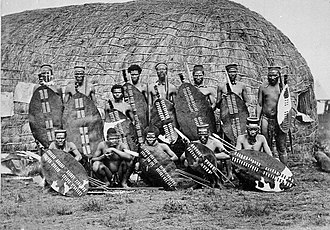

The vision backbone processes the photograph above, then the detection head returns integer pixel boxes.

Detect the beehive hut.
[1,0,317,163]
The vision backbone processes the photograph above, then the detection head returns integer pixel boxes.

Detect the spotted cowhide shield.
[29,85,63,148]
[175,83,216,141]
[62,92,103,157]
[41,149,89,197]
[231,149,295,192]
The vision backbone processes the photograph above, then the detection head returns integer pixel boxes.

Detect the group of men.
[36,61,289,188]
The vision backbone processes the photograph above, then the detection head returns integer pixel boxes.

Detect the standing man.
[91,128,135,188]
[216,63,249,104]
[48,130,82,162]
[33,64,62,95]
[127,64,148,101]
[150,63,177,104]
[256,66,288,165]
[192,65,217,109]
[64,65,96,103]
[105,84,133,121]
[236,117,273,157]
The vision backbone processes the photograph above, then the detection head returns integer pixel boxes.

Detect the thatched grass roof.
[1,0,318,162]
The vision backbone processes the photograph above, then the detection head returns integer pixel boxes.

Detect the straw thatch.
[1,0,317,163]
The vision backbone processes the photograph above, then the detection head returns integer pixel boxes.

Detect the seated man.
[48,129,82,162]
[235,117,273,157]
[91,128,134,188]
[143,126,178,163]
[138,126,178,188]
[181,124,233,180]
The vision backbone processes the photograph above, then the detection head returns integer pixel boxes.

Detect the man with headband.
[150,62,177,104]
[235,117,273,157]
[64,65,96,103]
[257,66,288,164]
[48,129,82,162]
[192,64,217,109]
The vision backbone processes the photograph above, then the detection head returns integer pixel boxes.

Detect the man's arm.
[256,86,263,119]
[235,135,244,151]
[242,84,249,105]
[161,143,178,161]
[90,86,96,102]
[107,143,132,160]
[68,142,82,161]
[216,85,224,105]
[64,85,72,104]
[260,136,273,157]
[91,142,106,161]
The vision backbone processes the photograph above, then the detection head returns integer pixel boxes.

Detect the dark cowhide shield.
[105,109,138,151]
[231,149,295,192]
[123,83,148,131]
[62,92,103,157]
[150,98,178,142]
[184,142,218,181]
[175,83,216,141]
[41,149,89,197]
[217,92,249,144]
[29,85,63,148]
[139,145,177,190]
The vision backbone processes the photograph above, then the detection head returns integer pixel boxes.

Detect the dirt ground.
[1,163,330,230]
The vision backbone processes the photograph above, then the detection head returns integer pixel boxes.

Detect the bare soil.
[1,163,329,230]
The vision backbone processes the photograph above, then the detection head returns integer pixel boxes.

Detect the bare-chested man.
[150,63,177,104]
[257,66,288,165]
[48,130,82,162]
[143,126,178,165]
[192,65,217,109]
[236,117,273,157]
[91,128,134,187]
[33,64,62,95]
[128,64,148,101]
[105,84,133,121]
[64,65,96,103]
[181,124,233,180]
[216,63,249,103]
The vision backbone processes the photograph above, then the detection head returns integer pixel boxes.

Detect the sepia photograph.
[1,0,330,229]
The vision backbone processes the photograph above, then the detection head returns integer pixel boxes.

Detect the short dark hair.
[111,84,124,93]
[107,128,118,136]
[128,64,142,74]
[143,126,160,138]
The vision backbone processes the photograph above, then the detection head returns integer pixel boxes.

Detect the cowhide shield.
[62,92,103,157]
[41,149,89,197]
[105,109,138,151]
[29,85,63,148]
[277,84,292,133]
[123,83,148,131]
[175,83,216,141]
[218,92,249,144]
[150,98,178,142]
[184,142,218,180]
[231,149,295,192]
[138,146,177,190]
